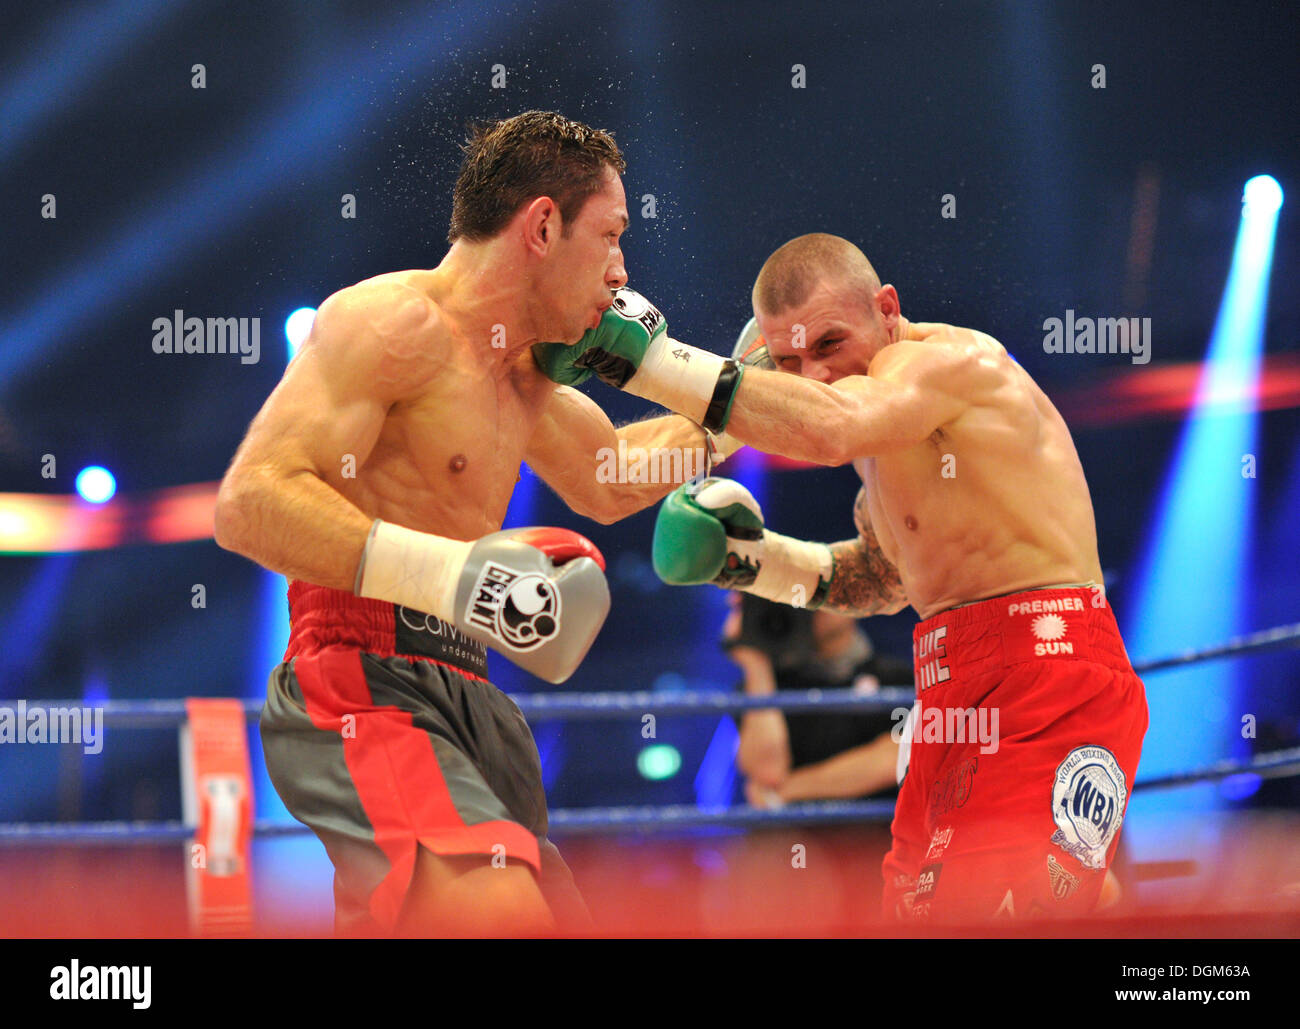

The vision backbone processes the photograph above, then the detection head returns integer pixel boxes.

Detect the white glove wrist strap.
[355,519,472,623]
[624,338,726,425]
[748,530,833,608]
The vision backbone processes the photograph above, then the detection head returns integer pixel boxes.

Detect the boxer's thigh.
[261,652,544,932]
[881,755,931,919]
[917,662,1145,922]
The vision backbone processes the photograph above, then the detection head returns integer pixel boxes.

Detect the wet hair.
[448,110,626,244]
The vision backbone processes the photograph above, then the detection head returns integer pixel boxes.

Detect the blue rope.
[20,689,916,726]
[1130,745,1300,790]
[3,745,1298,845]
[0,802,896,845]
[516,686,915,720]
[1130,622,1300,673]
[547,799,897,833]
[18,622,1299,727]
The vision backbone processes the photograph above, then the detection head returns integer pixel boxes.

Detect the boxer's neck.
[429,241,540,364]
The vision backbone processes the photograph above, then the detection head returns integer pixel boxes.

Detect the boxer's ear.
[522,195,558,255]
[876,284,901,324]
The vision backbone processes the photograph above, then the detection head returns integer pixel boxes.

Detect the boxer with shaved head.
[537,232,1148,921]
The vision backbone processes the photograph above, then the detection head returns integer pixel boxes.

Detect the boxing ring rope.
[0,801,902,845]
[1127,621,1300,674]
[33,620,1300,728]
[72,686,917,728]
[2,620,1298,846]
[4,746,1300,845]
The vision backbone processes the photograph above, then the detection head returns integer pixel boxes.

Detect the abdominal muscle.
[334,350,548,543]
[853,380,1104,620]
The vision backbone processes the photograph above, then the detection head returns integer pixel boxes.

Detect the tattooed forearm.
[822,527,908,617]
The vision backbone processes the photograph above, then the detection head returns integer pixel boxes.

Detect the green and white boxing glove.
[651,478,833,608]
[532,287,745,434]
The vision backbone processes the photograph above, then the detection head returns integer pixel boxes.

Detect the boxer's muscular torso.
[853,321,1103,621]
[314,269,553,541]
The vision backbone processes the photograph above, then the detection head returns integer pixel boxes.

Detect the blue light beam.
[1124,178,1282,819]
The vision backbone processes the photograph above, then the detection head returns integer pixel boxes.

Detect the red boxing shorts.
[882,585,1148,922]
[259,581,588,935]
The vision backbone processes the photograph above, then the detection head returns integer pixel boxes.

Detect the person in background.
[722,593,913,808]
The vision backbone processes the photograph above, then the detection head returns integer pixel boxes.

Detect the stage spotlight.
[638,744,682,781]
[75,466,116,504]
[1243,175,1283,215]
[1125,174,1281,825]
[284,307,317,359]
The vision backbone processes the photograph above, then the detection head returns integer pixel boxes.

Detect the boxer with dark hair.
[214,111,736,936]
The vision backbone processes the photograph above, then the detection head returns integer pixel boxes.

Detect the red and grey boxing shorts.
[882,585,1149,921]
[259,580,587,935]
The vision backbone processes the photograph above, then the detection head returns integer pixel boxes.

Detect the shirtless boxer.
[534,233,1148,921]
[213,111,736,936]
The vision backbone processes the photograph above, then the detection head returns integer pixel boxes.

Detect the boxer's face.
[757,279,899,384]
[547,165,629,342]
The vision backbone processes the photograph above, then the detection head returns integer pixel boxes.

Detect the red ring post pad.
[181,699,255,937]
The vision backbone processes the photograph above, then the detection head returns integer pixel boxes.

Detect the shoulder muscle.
[309,279,445,402]
[870,336,1002,403]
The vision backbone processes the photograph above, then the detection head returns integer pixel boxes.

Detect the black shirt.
[773,652,913,770]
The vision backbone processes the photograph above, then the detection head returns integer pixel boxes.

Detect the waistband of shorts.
[284,580,489,681]
[911,586,1133,691]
